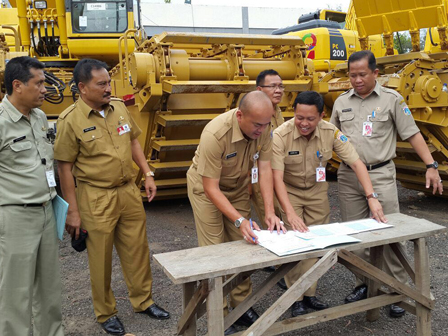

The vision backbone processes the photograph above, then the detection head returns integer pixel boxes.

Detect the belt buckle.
[368,164,373,171]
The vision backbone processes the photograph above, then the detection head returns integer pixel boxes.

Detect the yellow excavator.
[0,0,140,117]
[2,0,447,199]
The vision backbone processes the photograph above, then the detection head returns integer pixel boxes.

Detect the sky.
[158,0,352,12]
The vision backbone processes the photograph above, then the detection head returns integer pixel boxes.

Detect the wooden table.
[153,213,447,336]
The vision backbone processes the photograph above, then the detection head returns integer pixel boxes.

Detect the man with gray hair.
[0,56,64,335]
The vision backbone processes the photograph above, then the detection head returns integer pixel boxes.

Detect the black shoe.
[277,278,287,290]
[263,266,276,272]
[389,304,406,318]
[234,307,259,327]
[345,284,368,303]
[100,316,126,336]
[138,303,171,320]
[224,325,238,335]
[303,296,329,310]
[291,301,307,317]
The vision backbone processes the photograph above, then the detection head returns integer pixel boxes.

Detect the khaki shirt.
[188,108,272,194]
[271,105,284,131]
[54,97,141,188]
[272,119,359,189]
[0,96,56,205]
[331,81,420,165]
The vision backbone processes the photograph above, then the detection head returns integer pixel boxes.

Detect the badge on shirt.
[83,126,96,133]
[288,151,300,155]
[117,124,130,135]
[253,152,260,161]
[335,130,348,143]
[251,167,258,184]
[403,106,412,116]
[316,166,326,182]
[363,121,373,137]
[46,170,57,187]
[342,108,352,113]
[226,152,237,159]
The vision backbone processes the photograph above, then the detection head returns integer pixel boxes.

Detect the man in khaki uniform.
[251,69,285,223]
[54,59,170,335]
[0,57,64,335]
[187,91,282,335]
[273,91,386,317]
[331,50,443,317]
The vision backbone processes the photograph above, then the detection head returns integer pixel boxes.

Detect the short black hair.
[4,56,45,95]
[293,91,324,114]
[256,69,281,86]
[348,50,376,72]
[73,58,109,88]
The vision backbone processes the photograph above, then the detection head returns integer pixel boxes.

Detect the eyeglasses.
[259,84,285,90]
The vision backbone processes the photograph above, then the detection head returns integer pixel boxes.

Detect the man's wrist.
[425,161,438,170]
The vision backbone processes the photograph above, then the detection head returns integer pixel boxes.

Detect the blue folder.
[52,195,69,241]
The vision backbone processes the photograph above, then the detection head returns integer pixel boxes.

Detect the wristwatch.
[426,161,438,169]
[145,170,155,177]
[366,192,378,200]
[234,217,245,228]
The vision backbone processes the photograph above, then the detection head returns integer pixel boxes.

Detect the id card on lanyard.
[251,145,261,184]
[316,150,326,182]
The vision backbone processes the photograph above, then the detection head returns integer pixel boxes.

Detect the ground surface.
[60,181,448,336]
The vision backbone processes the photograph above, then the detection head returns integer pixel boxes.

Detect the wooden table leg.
[207,277,224,335]
[182,282,197,336]
[414,238,431,336]
[366,245,383,322]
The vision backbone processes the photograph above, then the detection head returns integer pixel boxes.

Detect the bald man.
[187,91,283,335]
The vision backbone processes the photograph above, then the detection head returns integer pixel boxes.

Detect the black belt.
[346,160,390,171]
[2,202,48,207]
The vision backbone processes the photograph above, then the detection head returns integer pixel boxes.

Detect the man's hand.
[66,211,82,239]
[367,198,387,223]
[425,168,443,195]
[145,176,157,202]
[265,213,286,234]
[240,219,260,245]
[286,212,308,232]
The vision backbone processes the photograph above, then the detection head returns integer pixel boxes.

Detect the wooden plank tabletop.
[153,213,447,285]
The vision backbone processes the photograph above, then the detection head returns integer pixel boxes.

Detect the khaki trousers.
[250,182,282,229]
[337,162,407,285]
[187,171,252,311]
[0,202,64,336]
[77,181,154,323]
[280,182,330,300]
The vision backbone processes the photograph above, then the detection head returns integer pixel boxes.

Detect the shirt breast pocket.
[7,141,37,170]
[371,112,390,138]
[339,112,356,135]
[221,156,240,177]
[284,154,303,165]
[80,130,104,156]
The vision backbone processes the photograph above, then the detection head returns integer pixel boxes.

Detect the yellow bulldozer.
[1,0,447,199]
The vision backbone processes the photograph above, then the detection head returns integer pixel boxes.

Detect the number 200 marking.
[332,49,345,57]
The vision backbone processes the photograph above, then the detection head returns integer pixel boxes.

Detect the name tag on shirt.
[288,151,300,155]
[46,170,57,187]
[226,152,237,159]
[83,126,96,133]
[117,124,130,135]
[13,135,26,143]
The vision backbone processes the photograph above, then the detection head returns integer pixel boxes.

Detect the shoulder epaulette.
[319,120,335,130]
[278,119,294,136]
[58,104,77,120]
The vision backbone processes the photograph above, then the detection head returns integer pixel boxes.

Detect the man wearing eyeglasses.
[251,69,285,225]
